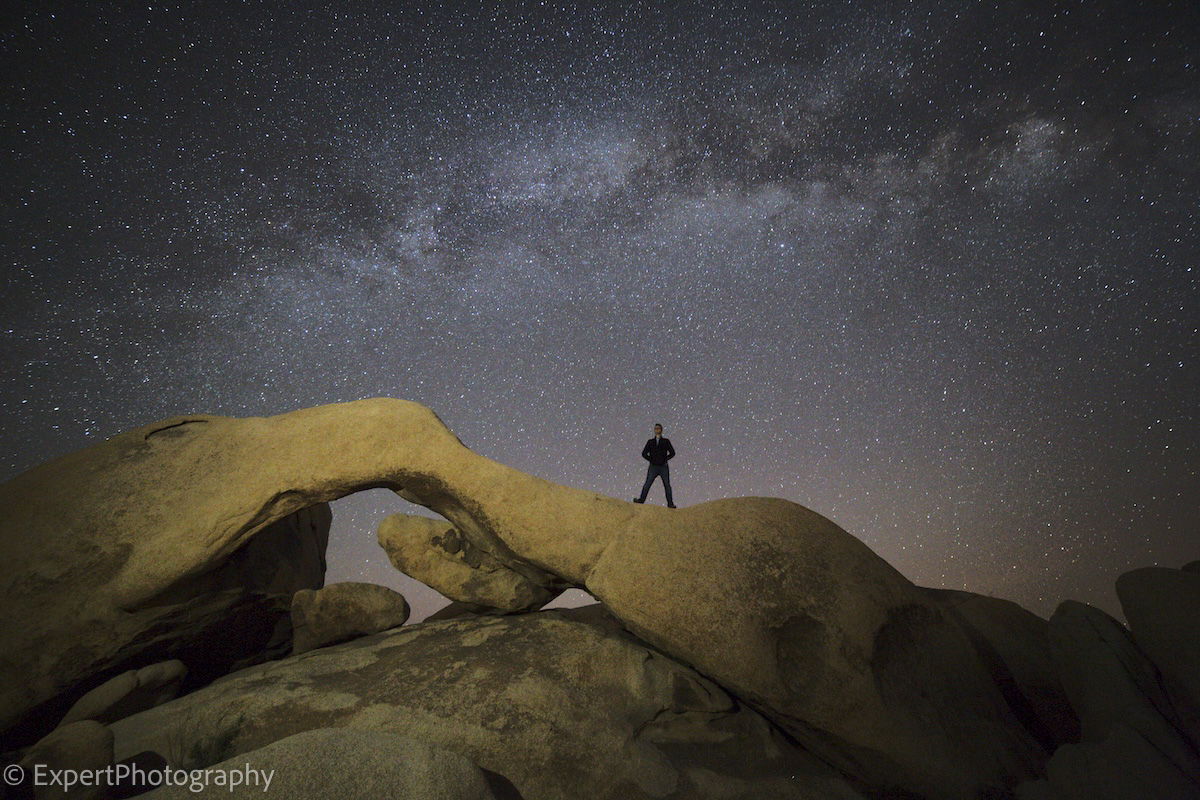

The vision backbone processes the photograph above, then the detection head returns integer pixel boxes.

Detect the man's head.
[653,423,663,437]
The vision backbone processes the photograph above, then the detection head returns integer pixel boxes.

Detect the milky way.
[3,1,1197,620]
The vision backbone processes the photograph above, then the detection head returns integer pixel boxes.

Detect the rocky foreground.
[0,398,1196,799]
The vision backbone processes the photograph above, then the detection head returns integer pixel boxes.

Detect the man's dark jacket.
[642,436,675,466]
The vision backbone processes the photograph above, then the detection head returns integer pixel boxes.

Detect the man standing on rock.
[633,423,676,508]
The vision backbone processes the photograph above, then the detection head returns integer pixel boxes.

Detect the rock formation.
[377,513,565,612]
[922,588,1078,750]
[1116,566,1200,746]
[1013,600,1200,798]
[0,399,1049,797]
[107,605,860,800]
[58,660,187,728]
[291,581,410,654]
[0,494,330,750]
[1,398,1196,799]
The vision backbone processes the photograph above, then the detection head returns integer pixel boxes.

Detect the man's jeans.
[638,462,674,506]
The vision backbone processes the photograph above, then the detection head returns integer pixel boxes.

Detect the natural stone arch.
[1,397,1054,798]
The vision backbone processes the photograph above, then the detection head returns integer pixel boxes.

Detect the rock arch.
[1,397,1053,798]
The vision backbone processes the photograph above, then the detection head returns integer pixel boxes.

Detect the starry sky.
[2,1,1197,622]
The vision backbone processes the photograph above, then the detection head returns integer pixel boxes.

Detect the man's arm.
[666,439,675,460]
[642,440,652,460]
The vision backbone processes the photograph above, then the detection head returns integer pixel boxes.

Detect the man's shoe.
[633,498,645,503]
[667,504,677,508]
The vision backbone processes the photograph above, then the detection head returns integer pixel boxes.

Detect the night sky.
[3,1,1196,622]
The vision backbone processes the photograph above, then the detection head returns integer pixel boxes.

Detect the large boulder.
[377,513,562,612]
[1016,600,1200,798]
[1116,566,1200,745]
[109,605,861,800]
[1046,601,1193,755]
[291,581,410,654]
[0,398,1046,796]
[923,588,1079,751]
[137,728,501,800]
[59,660,187,727]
